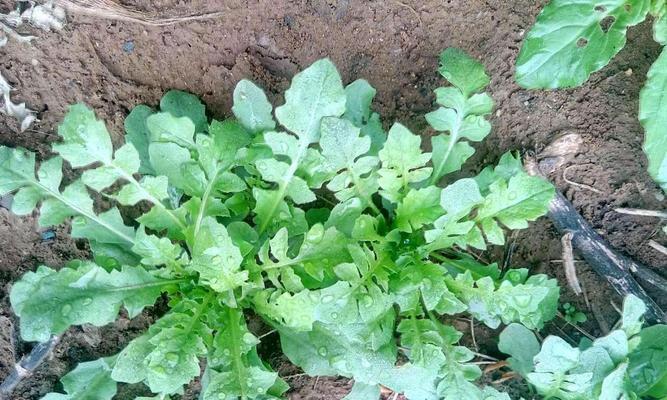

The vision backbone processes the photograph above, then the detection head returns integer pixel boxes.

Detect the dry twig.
[54,0,224,26]
[561,232,583,295]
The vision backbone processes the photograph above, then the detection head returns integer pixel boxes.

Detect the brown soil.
[1,0,665,399]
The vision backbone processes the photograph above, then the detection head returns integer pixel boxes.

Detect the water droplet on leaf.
[61,304,72,316]
[81,297,93,306]
[361,295,374,307]
[165,352,179,367]
[318,346,328,356]
[515,294,531,307]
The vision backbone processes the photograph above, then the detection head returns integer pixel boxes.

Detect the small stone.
[122,40,135,54]
[624,68,633,76]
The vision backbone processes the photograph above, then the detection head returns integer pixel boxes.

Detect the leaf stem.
[193,166,223,240]
[257,140,309,235]
[226,306,249,400]
[115,168,186,232]
[28,178,136,246]
[428,108,464,186]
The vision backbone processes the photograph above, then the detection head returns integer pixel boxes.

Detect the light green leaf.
[232,79,276,133]
[190,217,246,293]
[53,104,113,168]
[41,357,117,400]
[639,46,667,192]
[320,117,379,206]
[112,301,209,395]
[449,271,559,329]
[475,173,554,244]
[204,307,287,400]
[498,323,540,377]
[655,9,667,44]
[429,135,475,184]
[438,48,490,97]
[10,263,174,342]
[258,224,351,284]
[599,362,629,400]
[343,382,381,400]
[378,123,431,202]
[343,79,386,155]
[147,112,196,148]
[132,226,184,267]
[124,104,155,174]
[159,90,208,133]
[426,50,493,184]
[275,58,346,143]
[395,186,443,232]
[621,294,646,336]
[627,325,667,396]
[516,0,650,88]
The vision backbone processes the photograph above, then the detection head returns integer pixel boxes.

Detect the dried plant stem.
[54,0,224,26]
[525,155,666,324]
[648,240,667,257]
[561,232,583,295]
[615,208,667,219]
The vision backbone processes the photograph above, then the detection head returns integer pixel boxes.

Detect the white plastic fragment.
[3,1,66,31]
[0,1,67,131]
[0,33,37,131]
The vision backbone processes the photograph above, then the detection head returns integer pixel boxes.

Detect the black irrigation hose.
[525,156,666,325]
[0,335,60,400]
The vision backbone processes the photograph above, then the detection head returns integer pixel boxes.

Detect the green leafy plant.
[2,50,558,399]
[516,0,667,193]
[563,302,588,325]
[499,295,667,399]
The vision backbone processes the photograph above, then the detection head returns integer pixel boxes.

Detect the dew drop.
[61,304,72,316]
[81,297,93,306]
[507,191,517,200]
[331,312,339,320]
[211,357,220,365]
[212,255,223,264]
[242,332,257,345]
[256,387,265,394]
[223,349,231,357]
[165,352,179,367]
[361,295,374,308]
[258,161,268,170]
[217,392,226,399]
[307,227,324,242]
[321,295,334,303]
[317,346,328,356]
[322,258,330,265]
[497,300,508,311]
[515,294,531,307]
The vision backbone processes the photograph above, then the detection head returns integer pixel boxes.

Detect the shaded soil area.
[1,0,665,398]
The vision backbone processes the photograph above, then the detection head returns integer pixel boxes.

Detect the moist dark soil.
[1,0,665,399]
